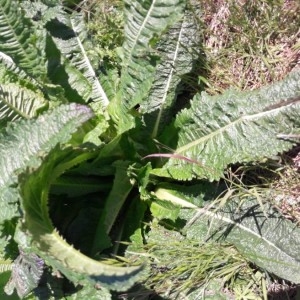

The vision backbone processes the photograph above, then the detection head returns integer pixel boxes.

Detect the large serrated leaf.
[153,70,300,180]
[0,0,46,80]
[46,9,109,107]
[121,0,185,67]
[0,103,93,187]
[142,5,201,138]
[109,0,185,133]
[70,13,110,108]
[0,103,93,224]
[181,197,300,283]
[19,148,144,292]
[0,83,46,125]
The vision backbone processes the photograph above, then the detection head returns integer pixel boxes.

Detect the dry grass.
[198,0,300,93]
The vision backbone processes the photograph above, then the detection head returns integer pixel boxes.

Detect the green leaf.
[0,0,47,80]
[70,13,110,108]
[0,52,42,93]
[91,160,133,254]
[19,148,144,292]
[122,196,148,252]
[51,175,111,197]
[4,249,44,299]
[0,103,93,226]
[122,0,185,68]
[153,70,300,180]
[65,285,112,300]
[45,21,90,104]
[0,188,19,233]
[98,69,120,106]
[43,7,109,107]
[142,6,201,138]
[109,0,185,132]
[150,199,180,222]
[93,132,138,166]
[0,103,93,188]
[21,1,62,23]
[182,196,300,284]
[0,83,46,126]
[101,161,133,235]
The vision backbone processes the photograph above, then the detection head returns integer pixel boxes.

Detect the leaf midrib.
[152,18,184,138]
[176,101,300,154]
[125,0,155,62]
[0,4,33,67]
[193,207,296,261]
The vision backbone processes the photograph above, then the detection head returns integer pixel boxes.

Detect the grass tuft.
[80,0,124,70]
[124,223,268,299]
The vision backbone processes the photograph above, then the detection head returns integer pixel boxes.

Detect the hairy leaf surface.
[110,0,185,132]
[182,197,300,283]
[142,6,201,138]
[0,103,93,225]
[18,1,109,108]
[0,103,93,187]
[0,52,42,93]
[44,7,109,108]
[153,70,300,180]
[0,0,46,80]
[0,83,46,126]
[70,13,110,108]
